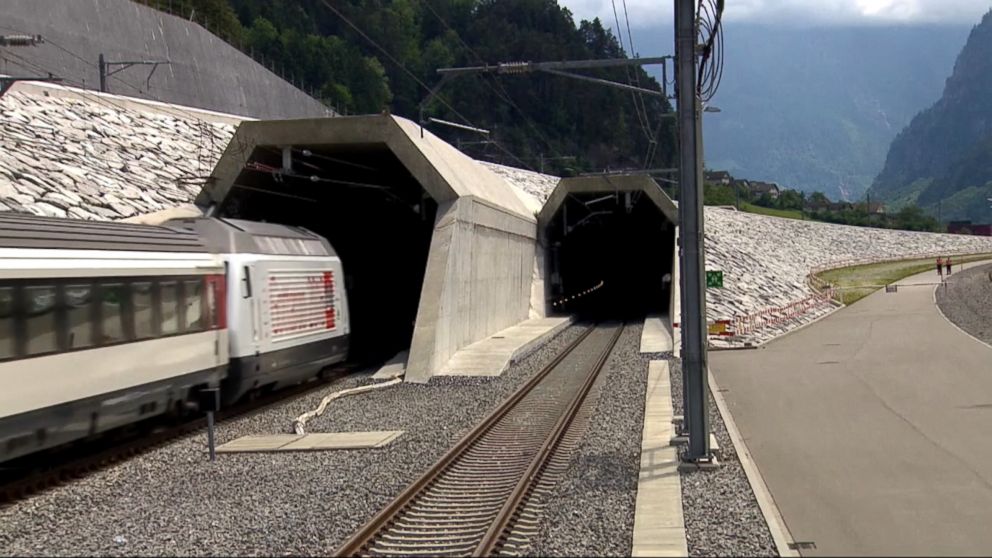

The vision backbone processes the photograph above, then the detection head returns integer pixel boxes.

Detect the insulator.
[0,34,43,47]
[497,62,530,75]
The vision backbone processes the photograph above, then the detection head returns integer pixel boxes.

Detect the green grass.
[740,202,805,220]
[815,254,992,305]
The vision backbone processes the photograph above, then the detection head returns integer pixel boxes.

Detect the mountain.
[870,10,992,223]
[631,24,968,200]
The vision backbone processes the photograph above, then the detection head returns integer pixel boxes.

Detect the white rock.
[26,201,67,218]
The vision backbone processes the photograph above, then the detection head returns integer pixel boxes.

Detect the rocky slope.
[871,9,992,222]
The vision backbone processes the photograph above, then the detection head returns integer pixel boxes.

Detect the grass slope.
[740,202,805,220]
[816,254,992,305]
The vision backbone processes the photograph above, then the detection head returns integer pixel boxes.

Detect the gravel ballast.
[0,326,585,557]
[531,324,655,557]
[936,262,992,346]
[670,359,778,557]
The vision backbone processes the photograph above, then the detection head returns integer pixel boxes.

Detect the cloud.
[559,0,991,27]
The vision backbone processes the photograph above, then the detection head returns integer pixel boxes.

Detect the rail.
[334,323,623,556]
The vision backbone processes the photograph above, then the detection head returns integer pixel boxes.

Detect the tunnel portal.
[215,143,436,364]
[542,177,677,321]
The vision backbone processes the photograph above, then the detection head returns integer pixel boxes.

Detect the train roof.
[163,217,336,257]
[0,212,207,252]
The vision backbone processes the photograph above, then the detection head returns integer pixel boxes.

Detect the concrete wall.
[407,197,537,381]
[0,0,331,119]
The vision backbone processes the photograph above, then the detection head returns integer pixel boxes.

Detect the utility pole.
[98,53,170,93]
[676,0,713,463]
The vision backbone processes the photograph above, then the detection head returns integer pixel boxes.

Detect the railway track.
[0,362,362,505]
[335,322,624,557]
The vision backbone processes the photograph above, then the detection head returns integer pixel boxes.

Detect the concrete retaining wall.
[0,0,331,119]
[407,197,536,381]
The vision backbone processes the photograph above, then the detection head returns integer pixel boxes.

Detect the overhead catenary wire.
[318,0,537,172]
[418,0,566,166]
[610,0,652,142]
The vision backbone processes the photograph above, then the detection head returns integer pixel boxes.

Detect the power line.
[418,0,565,164]
[610,0,651,142]
[620,0,653,140]
[318,0,536,172]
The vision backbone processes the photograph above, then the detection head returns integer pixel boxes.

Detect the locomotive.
[0,212,350,463]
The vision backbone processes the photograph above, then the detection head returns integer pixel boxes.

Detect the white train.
[0,213,349,463]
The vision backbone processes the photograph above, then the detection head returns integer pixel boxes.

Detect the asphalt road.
[712,268,992,557]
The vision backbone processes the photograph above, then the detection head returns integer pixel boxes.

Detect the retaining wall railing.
[715,249,991,341]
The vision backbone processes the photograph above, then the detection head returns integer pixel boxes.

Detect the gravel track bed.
[531,324,656,556]
[670,359,778,557]
[0,326,585,557]
[936,262,992,346]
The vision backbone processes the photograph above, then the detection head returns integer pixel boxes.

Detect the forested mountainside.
[145,0,675,175]
[871,10,992,222]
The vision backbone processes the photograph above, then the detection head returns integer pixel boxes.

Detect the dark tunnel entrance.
[546,190,675,320]
[216,143,437,364]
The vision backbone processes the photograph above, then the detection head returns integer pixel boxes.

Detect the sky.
[559,0,992,27]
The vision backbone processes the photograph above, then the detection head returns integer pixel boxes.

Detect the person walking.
[946,256,953,276]
[937,256,944,279]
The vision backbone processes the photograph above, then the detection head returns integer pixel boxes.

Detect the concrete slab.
[280,431,403,450]
[631,360,688,557]
[216,434,302,453]
[711,268,992,556]
[372,350,408,380]
[216,431,403,453]
[641,316,674,353]
[439,317,573,377]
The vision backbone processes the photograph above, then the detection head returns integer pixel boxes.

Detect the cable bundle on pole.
[696,0,724,103]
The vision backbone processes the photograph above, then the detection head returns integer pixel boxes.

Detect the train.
[0,212,350,464]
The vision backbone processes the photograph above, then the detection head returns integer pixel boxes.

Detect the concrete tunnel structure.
[193,115,540,383]
[538,175,679,320]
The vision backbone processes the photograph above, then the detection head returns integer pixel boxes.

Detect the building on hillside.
[947,220,992,236]
[866,201,886,215]
[748,181,781,198]
[705,170,733,186]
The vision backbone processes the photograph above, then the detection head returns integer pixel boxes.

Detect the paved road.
[712,268,992,556]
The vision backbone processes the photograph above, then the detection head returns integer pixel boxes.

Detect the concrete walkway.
[438,317,573,377]
[711,268,992,556]
[640,316,674,353]
[631,360,687,556]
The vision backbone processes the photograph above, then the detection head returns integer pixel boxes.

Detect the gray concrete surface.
[711,268,992,556]
[1,0,331,118]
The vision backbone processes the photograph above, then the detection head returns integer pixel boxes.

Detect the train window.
[65,284,94,350]
[161,281,179,335]
[25,286,58,356]
[132,282,154,340]
[184,279,204,332]
[100,283,128,344]
[0,287,13,359]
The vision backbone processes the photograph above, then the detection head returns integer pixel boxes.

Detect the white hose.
[292,375,403,435]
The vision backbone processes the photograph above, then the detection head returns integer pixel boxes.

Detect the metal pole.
[99,53,107,93]
[207,410,216,462]
[676,0,711,461]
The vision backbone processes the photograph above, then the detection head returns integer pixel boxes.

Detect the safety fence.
[711,249,991,342]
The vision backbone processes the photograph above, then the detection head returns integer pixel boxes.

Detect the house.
[748,181,780,199]
[866,202,886,215]
[705,170,733,186]
[947,220,992,236]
